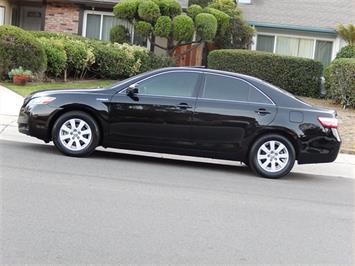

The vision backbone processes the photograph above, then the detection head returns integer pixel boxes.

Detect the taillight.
[318,117,338,129]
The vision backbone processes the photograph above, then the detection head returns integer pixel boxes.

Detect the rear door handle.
[255,108,271,116]
[177,103,192,109]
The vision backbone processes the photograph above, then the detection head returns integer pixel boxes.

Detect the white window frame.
[82,10,134,42]
[0,6,5,26]
[237,0,251,4]
[253,32,336,61]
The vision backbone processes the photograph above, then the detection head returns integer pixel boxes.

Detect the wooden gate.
[173,43,204,67]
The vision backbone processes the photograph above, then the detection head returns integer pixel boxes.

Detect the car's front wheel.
[52,111,100,157]
[249,134,295,178]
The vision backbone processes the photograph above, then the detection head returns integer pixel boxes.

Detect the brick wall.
[44,3,80,34]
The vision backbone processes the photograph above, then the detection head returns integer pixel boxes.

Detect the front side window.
[0,7,5,25]
[202,74,250,102]
[137,72,200,98]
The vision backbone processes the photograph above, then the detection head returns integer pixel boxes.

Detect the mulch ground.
[299,97,355,154]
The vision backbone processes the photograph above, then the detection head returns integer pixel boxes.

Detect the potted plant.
[8,67,33,86]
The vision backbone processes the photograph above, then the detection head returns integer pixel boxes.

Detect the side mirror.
[126,84,139,97]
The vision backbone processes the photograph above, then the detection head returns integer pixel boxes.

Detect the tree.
[208,0,255,49]
[336,24,355,46]
[113,0,224,56]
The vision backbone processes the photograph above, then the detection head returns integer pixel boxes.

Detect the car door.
[192,73,277,156]
[108,70,202,150]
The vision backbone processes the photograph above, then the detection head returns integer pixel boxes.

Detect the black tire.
[52,111,100,157]
[249,134,295,179]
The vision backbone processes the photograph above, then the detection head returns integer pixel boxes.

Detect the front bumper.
[18,103,59,142]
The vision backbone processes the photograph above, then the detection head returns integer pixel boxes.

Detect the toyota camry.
[18,67,341,178]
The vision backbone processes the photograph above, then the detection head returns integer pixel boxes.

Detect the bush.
[172,15,194,42]
[110,25,130,43]
[336,45,355,59]
[154,16,172,38]
[153,0,181,17]
[208,49,323,97]
[188,0,212,8]
[89,42,172,79]
[187,4,204,20]
[63,39,94,78]
[325,58,355,108]
[39,38,67,77]
[195,13,217,41]
[138,0,161,22]
[0,25,47,78]
[113,0,141,21]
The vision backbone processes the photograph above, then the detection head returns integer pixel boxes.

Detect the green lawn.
[1,80,117,97]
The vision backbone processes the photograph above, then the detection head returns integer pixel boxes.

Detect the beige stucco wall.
[0,0,12,25]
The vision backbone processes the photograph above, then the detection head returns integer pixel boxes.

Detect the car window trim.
[118,70,203,98]
[199,72,275,106]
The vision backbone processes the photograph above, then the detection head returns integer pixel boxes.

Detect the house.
[238,0,355,65]
[0,0,187,43]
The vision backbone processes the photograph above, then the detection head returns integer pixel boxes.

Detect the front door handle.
[177,103,192,109]
[255,108,271,116]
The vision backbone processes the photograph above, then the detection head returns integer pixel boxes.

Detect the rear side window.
[202,74,272,104]
[202,74,250,101]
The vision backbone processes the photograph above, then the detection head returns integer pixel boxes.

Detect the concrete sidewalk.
[0,85,354,179]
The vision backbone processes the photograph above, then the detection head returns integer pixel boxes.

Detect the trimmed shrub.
[154,16,172,38]
[324,58,355,108]
[153,0,181,17]
[110,25,130,43]
[134,21,153,37]
[336,45,355,59]
[188,0,212,8]
[204,7,230,37]
[208,49,323,97]
[113,0,142,21]
[0,25,47,78]
[40,38,67,77]
[64,39,95,78]
[172,15,194,42]
[195,13,217,41]
[90,42,174,79]
[187,4,204,20]
[138,0,161,22]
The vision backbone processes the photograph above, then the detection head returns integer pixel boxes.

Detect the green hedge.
[324,58,355,108]
[110,25,130,43]
[208,49,323,97]
[336,45,355,59]
[39,38,67,77]
[0,25,47,78]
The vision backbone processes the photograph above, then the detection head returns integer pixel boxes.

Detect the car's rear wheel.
[52,111,99,157]
[249,134,295,178]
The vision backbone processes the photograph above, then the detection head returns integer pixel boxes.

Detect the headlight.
[28,96,56,106]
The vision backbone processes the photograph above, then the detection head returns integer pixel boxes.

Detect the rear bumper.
[297,128,341,164]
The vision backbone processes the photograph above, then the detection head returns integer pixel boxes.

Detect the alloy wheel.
[256,140,289,173]
[59,118,92,151]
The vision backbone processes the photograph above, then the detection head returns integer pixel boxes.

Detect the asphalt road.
[0,139,354,264]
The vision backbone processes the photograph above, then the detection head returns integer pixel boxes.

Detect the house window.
[238,0,251,4]
[276,36,314,58]
[315,40,333,66]
[83,11,133,42]
[255,34,334,66]
[256,35,275,53]
[0,6,5,25]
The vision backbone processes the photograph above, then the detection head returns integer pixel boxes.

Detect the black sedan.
[18,67,341,178]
